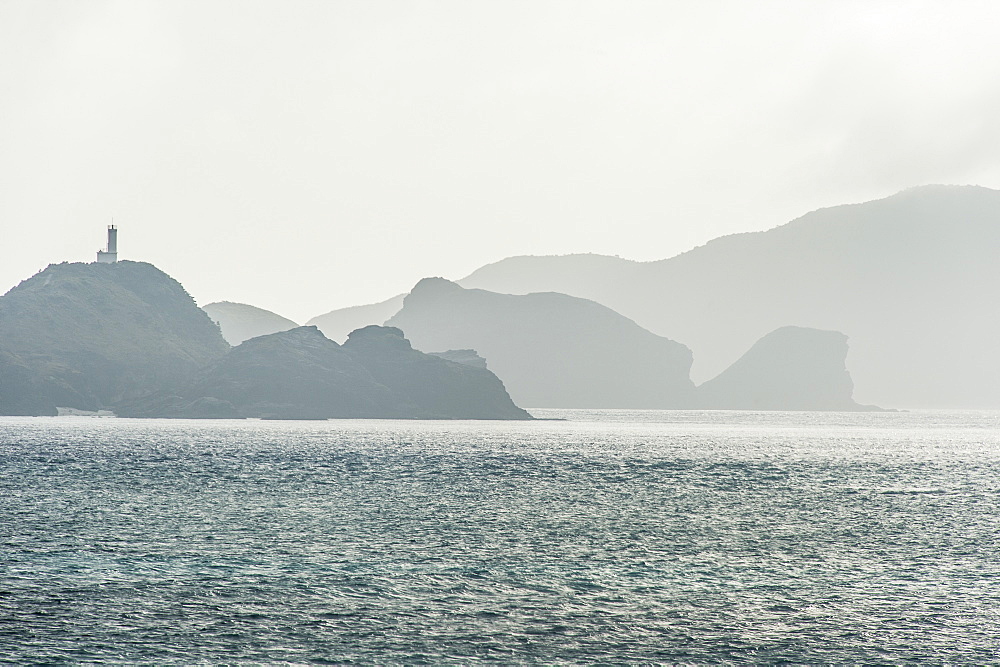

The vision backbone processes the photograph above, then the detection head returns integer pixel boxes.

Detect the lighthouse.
[96,225,118,263]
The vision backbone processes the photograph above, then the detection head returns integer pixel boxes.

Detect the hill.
[0,261,230,415]
[460,185,1000,407]
[386,278,695,408]
[202,301,298,345]
[120,325,531,420]
[696,326,873,411]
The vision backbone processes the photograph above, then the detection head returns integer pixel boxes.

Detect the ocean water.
[2,410,1000,663]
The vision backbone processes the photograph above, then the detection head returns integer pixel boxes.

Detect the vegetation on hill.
[0,261,229,414]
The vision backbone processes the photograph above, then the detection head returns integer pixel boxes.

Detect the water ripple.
[1,411,999,662]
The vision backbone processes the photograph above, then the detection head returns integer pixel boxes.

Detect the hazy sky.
[2,0,999,322]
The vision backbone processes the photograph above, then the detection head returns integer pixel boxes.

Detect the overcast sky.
[2,0,999,322]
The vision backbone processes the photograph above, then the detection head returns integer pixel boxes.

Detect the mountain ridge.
[458,184,1000,407]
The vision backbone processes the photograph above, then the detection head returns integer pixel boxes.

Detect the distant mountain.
[460,185,1000,408]
[386,277,695,408]
[696,326,874,411]
[120,325,531,420]
[203,301,298,345]
[462,253,641,307]
[308,294,405,342]
[0,261,230,415]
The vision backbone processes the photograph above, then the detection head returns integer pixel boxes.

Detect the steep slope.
[0,261,230,414]
[120,325,530,420]
[460,185,1000,407]
[386,278,695,408]
[307,294,405,342]
[202,301,298,345]
[695,327,871,411]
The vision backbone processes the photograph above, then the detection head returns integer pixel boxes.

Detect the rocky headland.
[120,325,530,420]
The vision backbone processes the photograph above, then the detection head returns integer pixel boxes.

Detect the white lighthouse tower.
[96,225,118,263]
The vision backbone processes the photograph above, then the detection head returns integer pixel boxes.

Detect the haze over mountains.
[0,255,872,415]
[290,185,997,408]
[2,185,992,413]
[384,278,870,410]
[458,185,1000,408]
[387,277,696,408]
[0,262,531,419]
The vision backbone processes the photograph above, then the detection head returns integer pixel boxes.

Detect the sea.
[2,409,1000,663]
